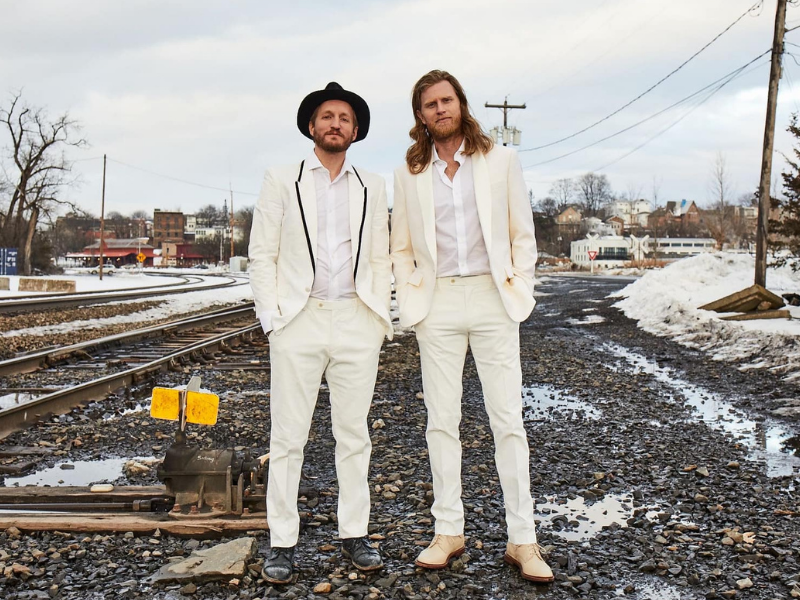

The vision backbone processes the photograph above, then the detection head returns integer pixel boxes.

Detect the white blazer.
[390,144,537,327]
[249,160,393,339]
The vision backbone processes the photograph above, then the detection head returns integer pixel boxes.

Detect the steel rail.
[0,275,247,315]
[0,303,255,377]
[0,322,262,439]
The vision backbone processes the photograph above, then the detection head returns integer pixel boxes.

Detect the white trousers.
[266,297,385,547]
[415,275,538,545]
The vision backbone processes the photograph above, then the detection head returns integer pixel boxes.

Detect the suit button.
[450,278,455,283]
[305,287,311,292]
[318,302,323,308]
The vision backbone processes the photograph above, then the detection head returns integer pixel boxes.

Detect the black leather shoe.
[342,537,383,571]
[261,546,295,584]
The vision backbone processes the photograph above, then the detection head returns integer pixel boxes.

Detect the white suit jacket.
[390,144,537,327]
[249,160,393,339]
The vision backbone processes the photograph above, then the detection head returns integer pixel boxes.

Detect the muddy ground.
[1,274,798,599]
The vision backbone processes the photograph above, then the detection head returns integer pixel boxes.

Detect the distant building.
[607,199,652,227]
[582,216,615,237]
[556,206,582,226]
[651,238,716,259]
[65,238,155,266]
[570,234,650,269]
[607,216,625,236]
[153,209,185,246]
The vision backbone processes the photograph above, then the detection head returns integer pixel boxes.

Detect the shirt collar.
[432,139,467,166]
[307,150,354,183]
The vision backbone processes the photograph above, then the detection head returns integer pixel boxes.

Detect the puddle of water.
[4,457,150,487]
[605,344,800,477]
[614,579,684,599]
[567,315,606,325]
[523,385,601,420]
[537,493,632,541]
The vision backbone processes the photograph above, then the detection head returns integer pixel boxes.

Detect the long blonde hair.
[405,70,494,174]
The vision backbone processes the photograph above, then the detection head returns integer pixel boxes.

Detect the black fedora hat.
[297,82,370,142]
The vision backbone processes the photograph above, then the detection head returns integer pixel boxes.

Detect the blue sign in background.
[1,248,18,275]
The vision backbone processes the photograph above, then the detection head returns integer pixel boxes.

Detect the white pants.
[415,275,538,545]
[266,297,385,548]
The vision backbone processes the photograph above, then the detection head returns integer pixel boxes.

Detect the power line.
[519,0,765,153]
[592,58,768,172]
[522,50,771,170]
[106,157,258,197]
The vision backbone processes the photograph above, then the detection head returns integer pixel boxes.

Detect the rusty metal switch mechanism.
[151,376,267,519]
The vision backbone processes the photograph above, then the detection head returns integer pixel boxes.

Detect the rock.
[372,419,385,429]
[696,467,710,477]
[735,578,753,590]
[314,582,332,593]
[148,537,257,583]
[180,582,197,594]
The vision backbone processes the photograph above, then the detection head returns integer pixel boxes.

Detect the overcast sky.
[3,0,800,218]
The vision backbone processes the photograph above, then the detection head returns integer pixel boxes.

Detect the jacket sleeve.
[507,150,537,294]
[369,176,392,313]
[248,169,284,323]
[389,168,415,290]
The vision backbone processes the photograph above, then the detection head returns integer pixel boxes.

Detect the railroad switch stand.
[151,376,268,520]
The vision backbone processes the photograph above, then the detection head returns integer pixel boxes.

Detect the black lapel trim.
[295,160,315,275]
[351,167,368,283]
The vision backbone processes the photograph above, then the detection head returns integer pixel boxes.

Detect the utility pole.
[98,154,107,281]
[755,0,787,288]
[229,183,235,261]
[485,97,526,146]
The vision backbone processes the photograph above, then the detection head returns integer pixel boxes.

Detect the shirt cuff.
[258,310,275,334]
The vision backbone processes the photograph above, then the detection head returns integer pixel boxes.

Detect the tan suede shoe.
[415,534,466,569]
[504,543,554,583]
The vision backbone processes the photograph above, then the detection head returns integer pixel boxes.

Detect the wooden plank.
[0,446,53,457]
[0,461,37,475]
[700,284,785,312]
[0,485,169,504]
[720,309,791,321]
[0,512,268,538]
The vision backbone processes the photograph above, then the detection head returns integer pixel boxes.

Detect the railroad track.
[0,304,263,438]
[0,273,247,315]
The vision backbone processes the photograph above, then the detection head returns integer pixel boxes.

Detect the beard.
[427,113,462,141]
[313,129,353,153]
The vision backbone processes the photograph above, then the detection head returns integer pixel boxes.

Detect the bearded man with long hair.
[390,70,553,584]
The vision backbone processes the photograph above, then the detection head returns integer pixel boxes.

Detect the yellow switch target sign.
[150,387,219,425]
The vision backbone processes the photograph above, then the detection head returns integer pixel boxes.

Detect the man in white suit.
[249,82,392,584]
[390,70,553,583]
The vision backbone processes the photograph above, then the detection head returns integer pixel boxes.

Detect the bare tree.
[576,172,612,217]
[548,177,574,212]
[0,91,87,274]
[706,152,735,249]
[534,196,558,218]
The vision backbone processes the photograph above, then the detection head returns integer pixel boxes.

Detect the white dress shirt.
[307,150,357,301]
[432,142,491,277]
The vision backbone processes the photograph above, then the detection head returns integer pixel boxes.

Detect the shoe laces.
[519,543,544,561]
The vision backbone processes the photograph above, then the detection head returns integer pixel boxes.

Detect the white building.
[571,234,651,269]
[184,215,197,236]
[608,199,652,227]
[652,238,716,258]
